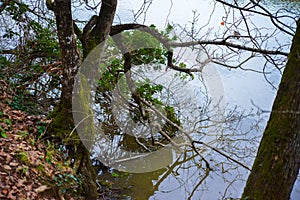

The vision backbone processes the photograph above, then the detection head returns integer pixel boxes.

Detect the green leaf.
[1,132,7,138]
[111,172,119,177]
[5,119,12,125]
[0,126,6,138]
[46,157,51,163]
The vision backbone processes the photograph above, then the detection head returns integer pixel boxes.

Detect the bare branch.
[169,40,289,56]
[83,15,97,36]
[73,21,83,42]
[215,0,295,36]
[192,141,251,171]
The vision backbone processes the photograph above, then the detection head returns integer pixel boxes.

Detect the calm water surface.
[96,0,300,199]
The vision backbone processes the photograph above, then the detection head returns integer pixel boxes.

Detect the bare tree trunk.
[48,0,97,199]
[46,0,118,199]
[47,0,80,142]
[47,0,96,199]
[242,18,300,200]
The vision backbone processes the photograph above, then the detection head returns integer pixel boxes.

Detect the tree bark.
[242,18,300,200]
[47,0,80,143]
[46,0,118,199]
[47,0,97,199]
[83,0,118,58]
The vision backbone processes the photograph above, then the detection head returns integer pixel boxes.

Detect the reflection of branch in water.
[143,98,243,170]
[152,151,199,192]
[251,99,300,115]
[187,167,210,200]
[192,141,251,171]
[141,95,255,171]
[221,174,242,200]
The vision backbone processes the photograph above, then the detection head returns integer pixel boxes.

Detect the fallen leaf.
[1,188,8,195]
[7,189,17,200]
[26,120,34,126]
[3,165,11,170]
[34,185,49,193]
[6,154,12,162]
[0,151,8,157]
[0,171,7,176]
[16,179,26,187]
[9,162,18,167]
[25,183,33,191]
[31,168,38,174]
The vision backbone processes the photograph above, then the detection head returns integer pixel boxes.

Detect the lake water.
[93,0,300,199]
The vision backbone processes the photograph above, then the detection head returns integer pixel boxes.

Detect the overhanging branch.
[169,40,289,56]
[108,23,288,76]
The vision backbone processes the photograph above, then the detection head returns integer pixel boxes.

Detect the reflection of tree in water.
[1,0,297,198]
[92,64,261,198]
[85,23,268,198]
[99,122,259,200]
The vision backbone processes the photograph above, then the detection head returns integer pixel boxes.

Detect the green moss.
[37,163,45,172]
[72,73,96,150]
[17,130,29,139]
[18,165,29,176]
[17,152,30,164]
